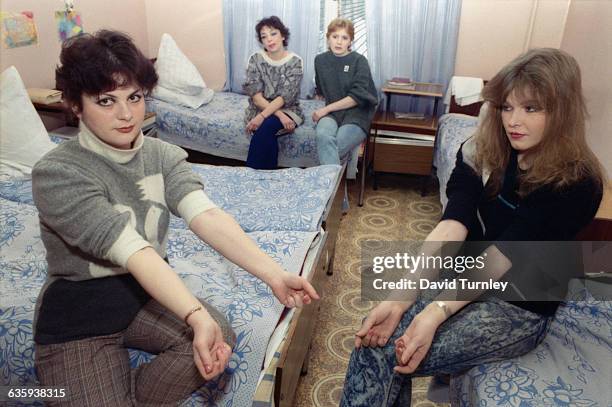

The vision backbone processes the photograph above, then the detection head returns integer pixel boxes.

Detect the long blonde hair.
[475,48,604,196]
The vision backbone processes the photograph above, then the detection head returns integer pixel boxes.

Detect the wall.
[454,0,570,79]
[144,0,226,91]
[454,0,610,178]
[561,0,612,178]
[0,0,149,88]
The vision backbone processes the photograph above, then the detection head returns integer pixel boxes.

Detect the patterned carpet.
[294,173,449,407]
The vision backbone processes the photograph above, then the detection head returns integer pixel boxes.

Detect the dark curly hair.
[56,30,158,112]
[255,16,290,47]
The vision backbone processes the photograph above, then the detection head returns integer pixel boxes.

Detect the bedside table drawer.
[372,137,434,175]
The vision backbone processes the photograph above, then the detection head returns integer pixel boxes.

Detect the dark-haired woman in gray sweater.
[313,18,378,169]
[32,29,318,406]
[244,16,304,169]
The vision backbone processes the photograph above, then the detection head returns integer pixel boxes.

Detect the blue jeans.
[246,115,285,169]
[316,116,366,165]
[340,298,550,406]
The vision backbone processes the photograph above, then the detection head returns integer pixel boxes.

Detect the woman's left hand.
[393,306,446,373]
[270,272,320,308]
[277,112,296,133]
[246,113,265,134]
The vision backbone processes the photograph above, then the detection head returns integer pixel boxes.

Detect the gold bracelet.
[259,112,266,120]
[184,305,203,325]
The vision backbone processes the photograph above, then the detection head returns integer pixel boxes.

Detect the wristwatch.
[434,301,453,319]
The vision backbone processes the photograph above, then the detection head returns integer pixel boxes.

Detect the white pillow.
[152,33,213,109]
[0,66,56,173]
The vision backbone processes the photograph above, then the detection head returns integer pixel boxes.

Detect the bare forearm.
[426,219,468,242]
[127,247,207,322]
[428,245,512,320]
[385,220,469,308]
[189,208,281,283]
[252,93,285,118]
[324,96,358,114]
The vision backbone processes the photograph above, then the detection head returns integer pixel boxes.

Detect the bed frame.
[271,164,344,407]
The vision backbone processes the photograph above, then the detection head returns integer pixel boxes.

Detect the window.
[319,0,368,57]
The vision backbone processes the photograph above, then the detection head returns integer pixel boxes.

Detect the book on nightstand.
[385,77,416,90]
[394,112,425,120]
[388,77,412,85]
[27,88,63,105]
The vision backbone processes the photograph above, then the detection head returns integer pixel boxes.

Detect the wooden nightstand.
[32,101,79,127]
[33,101,157,137]
[142,111,157,137]
[370,82,443,193]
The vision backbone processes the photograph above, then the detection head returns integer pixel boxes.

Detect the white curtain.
[365,0,462,115]
[223,0,320,98]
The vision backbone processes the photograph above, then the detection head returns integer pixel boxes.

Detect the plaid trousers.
[35,299,236,406]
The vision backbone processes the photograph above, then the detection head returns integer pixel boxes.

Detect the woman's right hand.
[246,113,265,134]
[312,107,328,123]
[354,301,412,348]
[188,311,232,381]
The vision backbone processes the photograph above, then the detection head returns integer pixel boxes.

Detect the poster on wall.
[55,9,83,42]
[1,11,39,49]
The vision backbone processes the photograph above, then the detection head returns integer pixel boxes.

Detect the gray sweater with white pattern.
[243,50,304,125]
[32,125,216,344]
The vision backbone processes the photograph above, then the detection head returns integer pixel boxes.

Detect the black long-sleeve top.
[441,141,602,316]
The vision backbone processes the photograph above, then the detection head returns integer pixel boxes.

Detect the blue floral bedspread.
[0,163,342,407]
[147,92,326,168]
[433,113,478,208]
[451,280,612,406]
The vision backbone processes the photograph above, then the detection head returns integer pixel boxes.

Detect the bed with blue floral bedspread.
[0,157,343,407]
[434,113,612,406]
[147,92,325,169]
[433,113,478,208]
[451,279,612,406]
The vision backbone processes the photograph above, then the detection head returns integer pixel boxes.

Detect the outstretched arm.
[189,208,320,307]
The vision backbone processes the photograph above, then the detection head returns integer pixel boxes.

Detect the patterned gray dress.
[243,50,304,126]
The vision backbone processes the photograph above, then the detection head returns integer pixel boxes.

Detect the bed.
[433,99,612,406]
[147,92,324,169]
[147,92,362,181]
[0,136,344,407]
